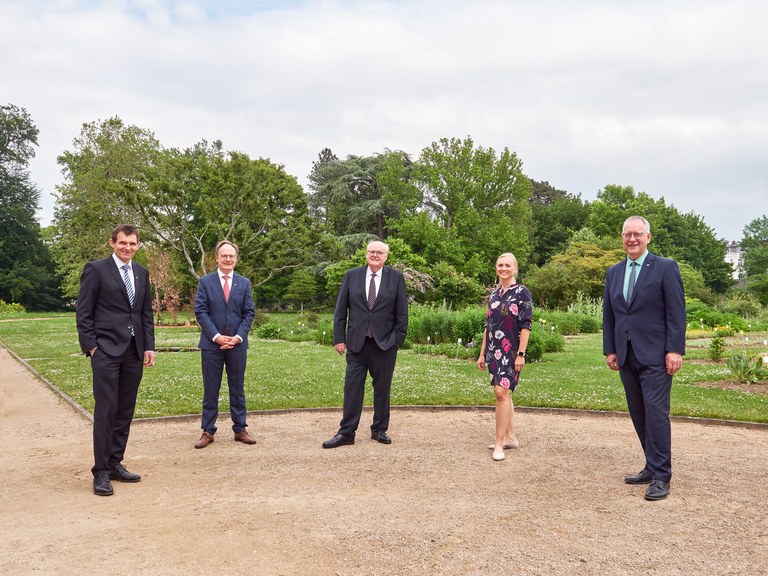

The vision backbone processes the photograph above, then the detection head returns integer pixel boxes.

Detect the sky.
[2,0,766,242]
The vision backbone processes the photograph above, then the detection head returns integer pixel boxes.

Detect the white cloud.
[2,0,766,241]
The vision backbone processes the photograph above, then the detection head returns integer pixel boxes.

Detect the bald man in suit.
[194,240,256,449]
[603,215,686,501]
[323,240,408,448]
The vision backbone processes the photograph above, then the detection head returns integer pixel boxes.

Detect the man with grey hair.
[603,216,686,501]
[323,240,409,448]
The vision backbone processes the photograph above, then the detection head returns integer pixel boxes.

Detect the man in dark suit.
[76,224,156,496]
[603,216,686,501]
[194,240,256,449]
[323,240,409,448]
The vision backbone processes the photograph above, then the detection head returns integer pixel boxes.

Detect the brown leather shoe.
[195,431,214,449]
[234,430,256,445]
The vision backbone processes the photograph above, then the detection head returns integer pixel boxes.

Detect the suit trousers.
[619,342,673,481]
[90,341,143,476]
[338,337,397,437]
[200,347,248,434]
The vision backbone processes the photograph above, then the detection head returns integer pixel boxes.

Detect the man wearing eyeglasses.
[603,216,686,501]
[194,240,256,449]
[323,240,409,448]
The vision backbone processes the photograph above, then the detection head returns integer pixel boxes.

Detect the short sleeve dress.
[484,284,533,390]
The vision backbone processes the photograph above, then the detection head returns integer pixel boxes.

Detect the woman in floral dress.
[477,253,532,462]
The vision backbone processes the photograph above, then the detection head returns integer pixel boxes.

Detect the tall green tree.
[54,120,328,303]
[740,215,768,277]
[529,180,591,267]
[196,150,325,288]
[525,240,625,309]
[587,184,732,293]
[740,215,768,304]
[283,269,320,311]
[307,149,412,240]
[0,104,63,310]
[402,136,533,283]
[53,117,161,296]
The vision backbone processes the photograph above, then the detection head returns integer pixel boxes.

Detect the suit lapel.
[228,273,241,302]
[212,272,226,302]
[107,258,134,309]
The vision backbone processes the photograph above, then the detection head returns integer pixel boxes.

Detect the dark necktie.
[626,262,638,303]
[121,265,135,306]
[366,273,377,337]
[223,275,230,302]
[368,273,377,309]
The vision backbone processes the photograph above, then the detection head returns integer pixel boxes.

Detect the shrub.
[717,291,763,319]
[302,311,321,326]
[407,304,457,344]
[686,298,749,331]
[454,307,485,345]
[255,323,282,339]
[0,300,26,314]
[708,333,727,362]
[252,310,271,328]
[529,323,565,356]
[566,291,603,318]
[727,351,768,384]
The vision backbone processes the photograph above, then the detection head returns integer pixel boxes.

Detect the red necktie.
[223,275,230,302]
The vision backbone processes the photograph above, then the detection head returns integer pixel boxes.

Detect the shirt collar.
[627,250,649,268]
[112,254,132,269]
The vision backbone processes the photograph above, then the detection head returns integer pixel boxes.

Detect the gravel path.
[1,345,766,576]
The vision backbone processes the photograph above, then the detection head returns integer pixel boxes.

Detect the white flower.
[494,330,505,340]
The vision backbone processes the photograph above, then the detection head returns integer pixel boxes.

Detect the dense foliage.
[0,104,63,310]
[3,103,767,319]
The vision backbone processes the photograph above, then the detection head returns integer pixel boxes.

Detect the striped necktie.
[121,265,135,306]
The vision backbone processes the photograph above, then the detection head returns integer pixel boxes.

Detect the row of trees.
[2,103,767,314]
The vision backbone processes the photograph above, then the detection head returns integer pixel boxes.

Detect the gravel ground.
[1,345,766,576]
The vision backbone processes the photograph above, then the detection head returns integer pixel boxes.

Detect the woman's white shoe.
[487,439,520,450]
[492,449,505,461]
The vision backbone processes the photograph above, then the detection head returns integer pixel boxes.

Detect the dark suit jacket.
[603,251,686,366]
[76,256,155,357]
[195,271,255,350]
[333,265,408,353]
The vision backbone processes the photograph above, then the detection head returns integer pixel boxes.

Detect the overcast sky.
[3,0,766,242]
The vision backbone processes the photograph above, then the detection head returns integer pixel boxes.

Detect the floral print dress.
[484,284,533,390]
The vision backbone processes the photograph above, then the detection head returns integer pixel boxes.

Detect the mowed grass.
[0,315,766,423]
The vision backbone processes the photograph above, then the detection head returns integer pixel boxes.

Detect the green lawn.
[0,315,766,423]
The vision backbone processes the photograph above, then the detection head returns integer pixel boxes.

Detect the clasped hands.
[214,335,241,350]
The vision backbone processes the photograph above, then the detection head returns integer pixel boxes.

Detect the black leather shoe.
[624,469,652,484]
[109,463,141,483]
[371,431,392,445]
[93,474,114,496]
[645,480,670,501]
[322,434,355,449]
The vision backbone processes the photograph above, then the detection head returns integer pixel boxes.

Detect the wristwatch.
[517,351,526,357]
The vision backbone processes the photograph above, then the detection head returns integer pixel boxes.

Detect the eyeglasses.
[621,232,647,240]
[367,250,387,256]
[219,254,238,260]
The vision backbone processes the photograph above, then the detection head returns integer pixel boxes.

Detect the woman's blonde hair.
[496,252,518,273]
